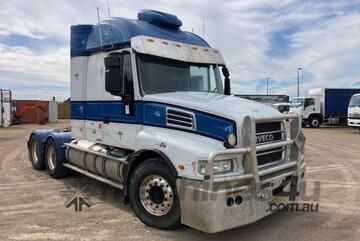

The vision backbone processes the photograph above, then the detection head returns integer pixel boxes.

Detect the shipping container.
[12,100,49,124]
[58,103,71,119]
[0,89,12,127]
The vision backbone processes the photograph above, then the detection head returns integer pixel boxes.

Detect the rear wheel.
[45,139,68,178]
[129,158,181,230]
[309,116,322,128]
[29,135,45,170]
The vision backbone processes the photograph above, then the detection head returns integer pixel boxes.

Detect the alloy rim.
[47,145,56,171]
[31,140,39,164]
[139,175,174,216]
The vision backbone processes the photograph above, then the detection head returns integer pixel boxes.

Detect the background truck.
[27,10,306,233]
[272,102,290,114]
[289,88,360,128]
[348,93,360,129]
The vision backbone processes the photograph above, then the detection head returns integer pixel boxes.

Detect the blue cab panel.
[71,101,236,142]
[71,9,209,57]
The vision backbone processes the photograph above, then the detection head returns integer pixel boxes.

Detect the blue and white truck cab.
[348,93,360,129]
[27,10,306,233]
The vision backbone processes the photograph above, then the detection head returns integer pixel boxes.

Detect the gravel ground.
[0,120,360,241]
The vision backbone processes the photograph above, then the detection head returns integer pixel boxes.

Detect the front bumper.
[348,118,360,128]
[177,114,306,233]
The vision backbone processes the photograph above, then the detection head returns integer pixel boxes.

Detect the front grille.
[256,122,281,133]
[255,122,284,166]
[166,108,195,130]
[353,113,360,118]
[257,147,283,166]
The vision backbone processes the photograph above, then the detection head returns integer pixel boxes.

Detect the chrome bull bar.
[204,114,305,190]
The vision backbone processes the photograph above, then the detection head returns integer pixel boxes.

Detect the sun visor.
[131,36,225,65]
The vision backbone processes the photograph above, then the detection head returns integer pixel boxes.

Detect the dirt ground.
[1,120,360,241]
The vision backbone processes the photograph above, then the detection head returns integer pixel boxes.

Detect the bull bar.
[204,114,306,189]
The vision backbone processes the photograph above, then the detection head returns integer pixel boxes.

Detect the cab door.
[102,51,138,149]
[304,98,316,118]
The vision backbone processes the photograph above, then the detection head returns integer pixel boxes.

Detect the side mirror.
[104,55,124,96]
[222,66,230,78]
[222,66,231,95]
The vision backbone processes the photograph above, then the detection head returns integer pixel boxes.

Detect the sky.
[0,0,360,100]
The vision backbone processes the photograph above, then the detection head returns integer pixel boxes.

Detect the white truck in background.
[272,102,291,114]
[289,88,360,128]
[348,93,360,129]
[27,10,306,233]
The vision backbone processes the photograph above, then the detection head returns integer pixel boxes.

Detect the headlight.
[224,133,237,148]
[198,159,234,175]
[348,112,354,117]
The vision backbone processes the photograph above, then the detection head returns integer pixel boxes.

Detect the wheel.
[302,122,307,128]
[45,139,68,178]
[129,158,181,230]
[29,135,45,170]
[309,116,321,128]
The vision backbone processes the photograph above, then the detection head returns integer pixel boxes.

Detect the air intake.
[166,108,195,130]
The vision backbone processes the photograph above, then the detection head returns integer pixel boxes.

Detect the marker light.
[224,133,237,148]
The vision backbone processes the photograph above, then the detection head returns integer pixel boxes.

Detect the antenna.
[106,0,114,48]
[202,18,205,38]
[96,7,104,50]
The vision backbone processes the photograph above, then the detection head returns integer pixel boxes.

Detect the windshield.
[290,98,304,107]
[349,95,360,107]
[137,54,223,95]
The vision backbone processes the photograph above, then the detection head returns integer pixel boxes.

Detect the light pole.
[297,67,302,97]
[267,77,270,95]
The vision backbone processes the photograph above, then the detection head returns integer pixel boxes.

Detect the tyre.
[129,158,181,230]
[44,138,68,178]
[309,116,321,128]
[29,135,45,170]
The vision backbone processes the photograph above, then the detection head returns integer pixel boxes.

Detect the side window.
[305,98,315,107]
[190,66,209,91]
[123,53,133,96]
[209,66,217,91]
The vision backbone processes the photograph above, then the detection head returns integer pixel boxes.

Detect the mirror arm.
[224,77,231,95]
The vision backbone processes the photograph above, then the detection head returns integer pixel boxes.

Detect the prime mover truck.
[27,10,306,233]
[289,88,360,128]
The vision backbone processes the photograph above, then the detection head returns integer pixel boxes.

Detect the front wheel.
[309,116,322,128]
[129,158,181,230]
